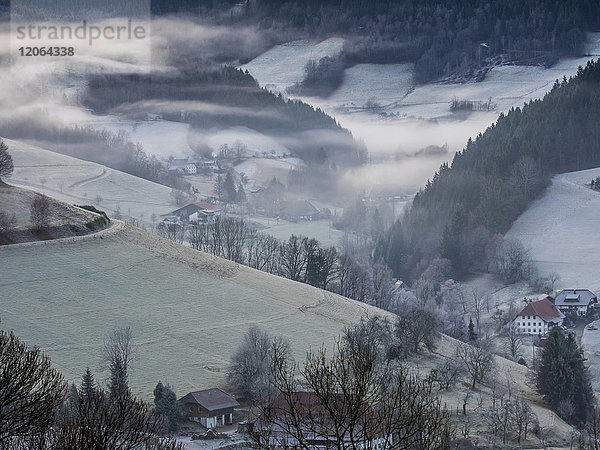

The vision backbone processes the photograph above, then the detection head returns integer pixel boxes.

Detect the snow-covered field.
[242,34,600,193]
[0,224,386,400]
[235,157,304,185]
[5,139,177,223]
[241,37,345,93]
[89,118,194,159]
[507,167,600,291]
[246,216,344,248]
[201,126,292,157]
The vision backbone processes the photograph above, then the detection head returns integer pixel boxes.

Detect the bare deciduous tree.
[30,194,51,230]
[504,323,524,360]
[255,323,454,449]
[456,339,495,389]
[0,139,13,181]
[227,326,290,404]
[50,387,184,449]
[430,358,465,391]
[102,327,135,398]
[0,330,64,447]
[156,222,185,243]
[393,308,440,356]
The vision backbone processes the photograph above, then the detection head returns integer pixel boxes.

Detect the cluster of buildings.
[162,202,222,226]
[168,157,218,175]
[178,389,390,448]
[513,289,598,335]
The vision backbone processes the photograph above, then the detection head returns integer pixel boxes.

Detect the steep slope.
[0,221,573,444]
[0,223,384,399]
[0,183,108,244]
[4,138,176,224]
[377,58,600,281]
[507,167,600,291]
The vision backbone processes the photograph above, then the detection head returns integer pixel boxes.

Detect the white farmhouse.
[513,297,564,335]
[184,163,197,175]
[554,289,597,317]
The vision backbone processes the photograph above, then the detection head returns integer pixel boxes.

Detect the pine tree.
[154,381,179,432]
[537,327,594,424]
[81,367,96,401]
[153,381,165,407]
[468,318,477,342]
[108,357,128,399]
[223,171,237,203]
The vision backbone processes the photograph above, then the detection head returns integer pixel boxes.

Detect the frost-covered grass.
[235,157,304,186]
[89,118,194,159]
[0,224,383,400]
[0,222,571,443]
[247,216,344,248]
[202,126,292,158]
[507,167,600,292]
[5,139,176,223]
[241,37,345,93]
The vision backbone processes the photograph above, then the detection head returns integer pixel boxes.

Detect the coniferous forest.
[376,59,600,282]
[152,0,600,84]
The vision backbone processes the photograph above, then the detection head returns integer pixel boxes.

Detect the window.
[528,329,531,332]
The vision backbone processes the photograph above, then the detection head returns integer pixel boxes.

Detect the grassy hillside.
[0,223,385,399]
[4,138,177,226]
[0,220,574,445]
[0,183,108,244]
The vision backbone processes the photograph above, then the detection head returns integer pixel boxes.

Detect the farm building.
[554,289,598,317]
[165,202,222,223]
[178,388,239,428]
[184,163,197,175]
[513,298,564,335]
[280,200,319,222]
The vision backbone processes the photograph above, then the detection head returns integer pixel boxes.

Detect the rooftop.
[178,388,239,411]
[518,298,564,324]
[555,289,597,308]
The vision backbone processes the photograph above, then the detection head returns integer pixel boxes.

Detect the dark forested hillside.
[151,0,600,84]
[376,59,600,282]
[82,66,365,165]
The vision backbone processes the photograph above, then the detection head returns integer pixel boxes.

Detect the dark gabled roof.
[517,298,564,324]
[192,202,221,212]
[178,388,239,411]
[281,200,319,217]
[555,289,597,308]
[164,202,221,217]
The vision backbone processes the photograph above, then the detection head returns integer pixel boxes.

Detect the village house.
[178,388,239,428]
[184,163,197,175]
[554,289,598,317]
[164,202,222,224]
[255,392,390,449]
[280,200,320,222]
[513,297,564,335]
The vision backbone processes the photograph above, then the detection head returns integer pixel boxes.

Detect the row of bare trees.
[156,216,398,308]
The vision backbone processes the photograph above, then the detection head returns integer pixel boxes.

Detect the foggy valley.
[2,1,600,448]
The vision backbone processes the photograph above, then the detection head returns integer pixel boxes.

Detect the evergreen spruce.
[81,367,96,401]
[468,318,477,342]
[536,327,594,424]
[154,381,179,432]
[223,172,237,203]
